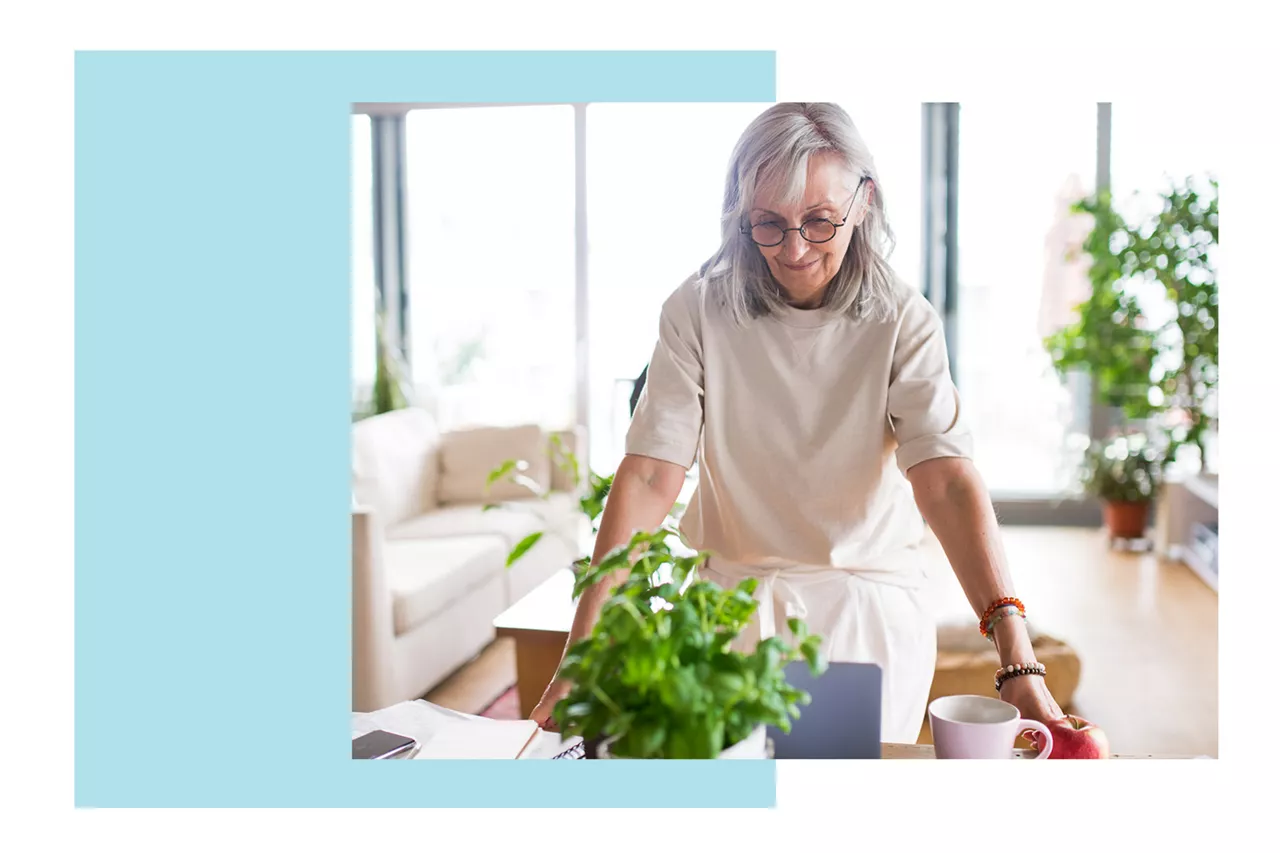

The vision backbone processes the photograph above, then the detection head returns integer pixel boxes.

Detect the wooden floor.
[427,526,1218,757]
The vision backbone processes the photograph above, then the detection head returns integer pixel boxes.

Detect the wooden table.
[493,569,576,718]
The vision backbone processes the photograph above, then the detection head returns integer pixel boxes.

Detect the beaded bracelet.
[994,662,1046,691]
[979,596,1025,639]
[983,605,1025,641]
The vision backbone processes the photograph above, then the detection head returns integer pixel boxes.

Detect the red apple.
[1023,715,1110,759]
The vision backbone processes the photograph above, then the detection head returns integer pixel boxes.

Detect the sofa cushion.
[388,493,580,552]
[383,535,506,635]
[352,408,441,526]
[437,424,551,505]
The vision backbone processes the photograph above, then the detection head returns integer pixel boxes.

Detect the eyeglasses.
[741,174,871,247]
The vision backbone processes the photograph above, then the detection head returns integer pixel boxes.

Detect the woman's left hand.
[999,674,1064,727]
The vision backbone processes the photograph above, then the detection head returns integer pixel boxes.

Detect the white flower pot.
[718,724,769,759]
[597,724,769,759]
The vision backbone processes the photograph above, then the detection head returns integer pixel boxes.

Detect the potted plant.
[1080,433,1163,539]
[548,527,827,759]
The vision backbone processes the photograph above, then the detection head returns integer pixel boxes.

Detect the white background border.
[2,0,1270,847]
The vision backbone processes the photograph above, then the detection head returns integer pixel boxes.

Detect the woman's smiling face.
[748,151,872,308]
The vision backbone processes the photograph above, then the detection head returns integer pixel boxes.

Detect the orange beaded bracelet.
[979,597,1025,639]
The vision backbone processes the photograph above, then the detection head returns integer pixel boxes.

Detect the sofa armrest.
[352,505,397,713]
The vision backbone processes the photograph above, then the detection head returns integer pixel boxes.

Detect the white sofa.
[351,408,583,712]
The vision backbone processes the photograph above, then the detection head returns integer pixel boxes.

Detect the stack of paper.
[413,717,541,760]
[352,699,582,759]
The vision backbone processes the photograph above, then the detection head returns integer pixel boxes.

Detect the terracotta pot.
[1102,500,1150,539]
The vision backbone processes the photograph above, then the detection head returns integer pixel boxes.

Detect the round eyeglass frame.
[741,174,872,247]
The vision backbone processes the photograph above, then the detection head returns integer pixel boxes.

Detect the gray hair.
[700,102,899,325]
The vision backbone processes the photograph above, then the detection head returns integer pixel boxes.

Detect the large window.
[585,103,769,472]
[956,103,1098,495]
[404,106,576,431]
[842,101,923,289]
[351,114,376,402]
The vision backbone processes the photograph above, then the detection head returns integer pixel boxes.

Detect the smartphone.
[352,729,418,759]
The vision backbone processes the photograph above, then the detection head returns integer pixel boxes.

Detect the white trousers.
[700,558,937,744]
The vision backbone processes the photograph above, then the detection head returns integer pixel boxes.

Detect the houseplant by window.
[1080,433,1163,539]
[548,527,828,759]
[1044,176,1218,474]
[355,308,414,421]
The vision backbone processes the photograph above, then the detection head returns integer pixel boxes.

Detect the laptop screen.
[766,661,883,759]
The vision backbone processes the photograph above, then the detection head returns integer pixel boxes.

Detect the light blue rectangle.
[75,50,776,808]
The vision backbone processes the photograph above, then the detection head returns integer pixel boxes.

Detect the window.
[955,103,1098,495]
[585,103,770,472]
[1110,101,1219,222]
[404,106,577,431]
[1110,102,1219,336]
[351,114,376,404]
[840,101,923,289]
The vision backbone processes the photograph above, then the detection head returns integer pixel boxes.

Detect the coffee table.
[493,569,576,718]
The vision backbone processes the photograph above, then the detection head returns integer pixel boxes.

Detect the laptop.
[766,661,882,759]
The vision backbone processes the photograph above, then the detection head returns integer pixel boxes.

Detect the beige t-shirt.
[625,273,973,580]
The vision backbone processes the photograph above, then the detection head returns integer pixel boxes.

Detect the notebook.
[551,739,586,759]
[413,717,541,759]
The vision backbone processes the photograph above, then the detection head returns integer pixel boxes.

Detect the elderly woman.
[530,102,1064,743]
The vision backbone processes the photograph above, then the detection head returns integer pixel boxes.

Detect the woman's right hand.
[526,456,687,732]
[529,679,573,730]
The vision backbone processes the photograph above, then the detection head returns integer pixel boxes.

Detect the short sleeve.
[624,280,705,469]
[887,294,973,474]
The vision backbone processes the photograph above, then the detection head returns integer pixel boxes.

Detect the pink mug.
[928,695,1054,759]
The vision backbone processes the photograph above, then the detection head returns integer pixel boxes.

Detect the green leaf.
[481,503,501,512]
[630,719,667,758]
[505,531,544,568]
[710,671,746,696]
[801,640,828,676]
[696,719,725,759]
[485,459,519,489]
[655,582,681,601]
[563,702,593,719]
